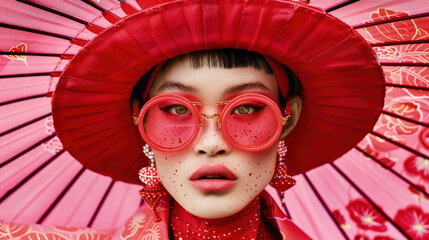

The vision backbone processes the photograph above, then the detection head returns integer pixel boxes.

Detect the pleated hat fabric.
[52,0,385,184]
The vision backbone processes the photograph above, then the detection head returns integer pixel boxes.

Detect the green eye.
[171,105,190,115]
[232,105,255,114]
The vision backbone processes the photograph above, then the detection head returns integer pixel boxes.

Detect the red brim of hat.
[52,0,385,184]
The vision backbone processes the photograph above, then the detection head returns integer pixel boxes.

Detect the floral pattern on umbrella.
[5,43,29,67]
[362,8,429,44]
[408,185,429,202]
[0,222,30,240]
[346,199,388,232]
[382,101,422,135]
[332,209,351,230]
[361,8,429,98]
[42,116,64,154]
[404,156,429,181]
[394,205,429,240]
[19,232,68,240]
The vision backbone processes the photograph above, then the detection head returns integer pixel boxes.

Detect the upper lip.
[190,164,237,180]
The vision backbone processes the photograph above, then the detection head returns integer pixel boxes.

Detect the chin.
[188,198,245,219]
[177,190,260,219]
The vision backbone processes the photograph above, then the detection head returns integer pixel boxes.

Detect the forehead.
[149,57,280,102]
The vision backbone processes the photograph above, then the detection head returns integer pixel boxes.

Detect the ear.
[279,95,303,140]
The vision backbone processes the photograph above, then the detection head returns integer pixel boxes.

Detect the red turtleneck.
[169,195,281,239]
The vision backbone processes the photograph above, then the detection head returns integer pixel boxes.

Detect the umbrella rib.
[302,173,350,240]
[116,0,136,3]
[0,23,73,41]
[87,179,116,228]
[329,162,412,239]
[325,0,360,13]
[0,94,47,107]
[371,39,429,47]
[381,110,429,129]
[386,83,429,91]
[381,62,429,67]
[0,134,56,169]
[371,131,429,160]
[16,0,89,25]
[81,0,106,12]
[37,166,86,224]
[0,52,73,58]
[0,149,65,204]
[355,146,429,199]
[0,72,53,79]
[353,12,429,29]
[0,113,52,137]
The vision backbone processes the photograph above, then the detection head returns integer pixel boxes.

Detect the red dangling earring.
[270,140,296,192]
[139,144,166,222]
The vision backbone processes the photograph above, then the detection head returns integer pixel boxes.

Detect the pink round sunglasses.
[138,92,290,152]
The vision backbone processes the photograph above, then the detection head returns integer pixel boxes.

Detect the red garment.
[0,190,310,239]
[170,195,278,239]
[118,190,311,239]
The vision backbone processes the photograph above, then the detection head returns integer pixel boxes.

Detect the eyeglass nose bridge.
[200,113,222,128]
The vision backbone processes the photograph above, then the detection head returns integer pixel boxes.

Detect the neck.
[170,196,267,239]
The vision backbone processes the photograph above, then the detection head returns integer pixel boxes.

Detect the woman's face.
[148,58,280,219]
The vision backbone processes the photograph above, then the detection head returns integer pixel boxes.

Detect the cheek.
[247,154,276,188]
[231,151,277,201]
[153,151,190,196]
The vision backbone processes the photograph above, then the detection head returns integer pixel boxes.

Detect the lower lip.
[190,179,236,192]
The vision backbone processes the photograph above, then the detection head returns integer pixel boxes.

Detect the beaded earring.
[138,144,166,222]
[132,99,140,125]
[270,140,296,192]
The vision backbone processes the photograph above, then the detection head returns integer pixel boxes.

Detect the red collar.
[116,190,311,239]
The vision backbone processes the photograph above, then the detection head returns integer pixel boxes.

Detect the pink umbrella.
[0,0,428,239]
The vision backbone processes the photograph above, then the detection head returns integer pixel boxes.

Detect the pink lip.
[190,165,237,193]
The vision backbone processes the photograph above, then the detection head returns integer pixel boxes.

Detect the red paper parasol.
[0,0,428,239]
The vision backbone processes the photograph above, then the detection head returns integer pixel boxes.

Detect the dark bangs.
[167,49,274,74]
[131,49,302,108]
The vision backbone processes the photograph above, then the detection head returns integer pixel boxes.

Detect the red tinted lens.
[143,99,196,150]
[224,99,280,149]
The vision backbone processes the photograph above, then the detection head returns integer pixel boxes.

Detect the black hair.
[130,49,302,109]
[164,49,274,74]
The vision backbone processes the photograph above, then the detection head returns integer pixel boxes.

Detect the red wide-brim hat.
[52,0,385,184]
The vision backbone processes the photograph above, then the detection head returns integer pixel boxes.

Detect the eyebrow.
[222,82,270,97]
[155,81,270,96]
[156,81,198,93]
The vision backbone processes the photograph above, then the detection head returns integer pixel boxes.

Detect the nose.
[194,113,232,156]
